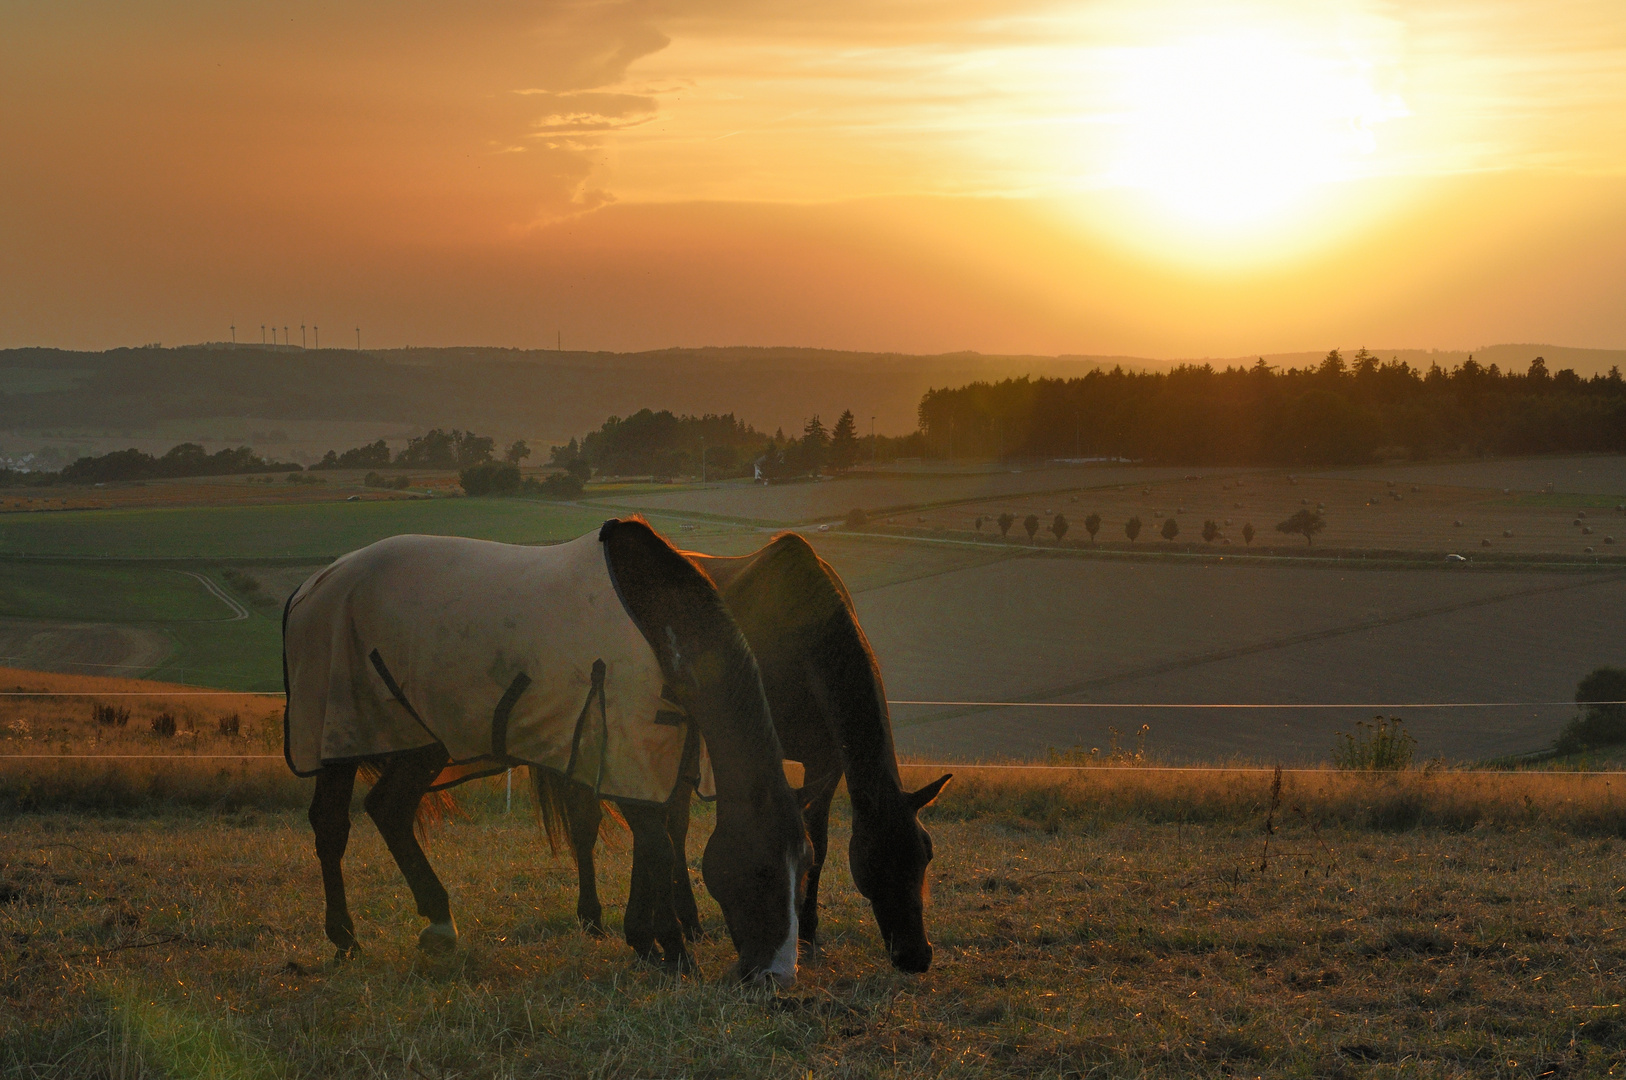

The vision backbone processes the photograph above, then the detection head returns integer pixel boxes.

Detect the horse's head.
[599,517,813,988]
[849,774,951,973]
[702,774,812,988]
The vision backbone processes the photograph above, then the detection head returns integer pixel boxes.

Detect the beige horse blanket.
[283,530,712,803]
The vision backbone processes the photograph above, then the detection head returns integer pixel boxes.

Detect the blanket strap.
[565,660,609,794]
[490,672,532,758]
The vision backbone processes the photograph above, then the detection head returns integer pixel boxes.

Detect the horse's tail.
[530,767,627,862]
[355,761,461,842]
[530,766,572,857]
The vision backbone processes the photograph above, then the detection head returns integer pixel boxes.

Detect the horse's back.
[284,532,690,800]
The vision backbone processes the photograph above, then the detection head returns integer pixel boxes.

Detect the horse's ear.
[908,773,952,811]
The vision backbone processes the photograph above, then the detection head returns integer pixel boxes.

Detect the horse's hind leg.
[364,744,456,952]
[622,802,693,973]
[310,762,360,958]
[663,780,702,942]
[563,780,607,937]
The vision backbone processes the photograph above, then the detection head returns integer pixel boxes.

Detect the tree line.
[56,443,302,484]
[917,351,1626,465]
[551,408,926,480]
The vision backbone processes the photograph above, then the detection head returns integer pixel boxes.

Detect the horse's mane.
[724,532,899,789]
[599,516,762,704]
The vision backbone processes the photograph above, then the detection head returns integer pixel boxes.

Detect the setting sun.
[1106,30,1408,229]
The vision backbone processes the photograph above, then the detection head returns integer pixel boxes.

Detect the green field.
[0,563,225,622]
[0,499,622,560]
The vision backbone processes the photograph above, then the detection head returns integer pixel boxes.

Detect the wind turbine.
[301,324,306,349]
[313,325,319,350]
[230,325,236,344]
[356,327,361,351]
[261,325,266,344]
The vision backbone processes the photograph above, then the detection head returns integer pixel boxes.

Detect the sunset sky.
[4,0,1625,357]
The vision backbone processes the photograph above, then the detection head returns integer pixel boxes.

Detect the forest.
[917,351,1626,465]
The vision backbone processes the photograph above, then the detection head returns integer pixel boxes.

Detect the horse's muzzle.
[890,941,932,974]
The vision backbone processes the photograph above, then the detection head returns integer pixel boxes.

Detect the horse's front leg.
[663,779,702,942]
[563,779,607,937]
[800,781,835,958]
[622,802,694,974]
[364,744,457,952]
[309,762,360,958]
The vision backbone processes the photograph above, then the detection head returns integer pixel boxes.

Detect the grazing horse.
[283,518,811,985]
[543,532,952,973]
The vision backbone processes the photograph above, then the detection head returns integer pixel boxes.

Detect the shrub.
[1553,667,1626,754]
[151,712,177,737]
[1243,522,1256,545]
[521,472,585,499]
[1125,515,1142,542]
[997,512,1015,538]
[1050,514,1069,543]
[1023,514,1040,542]
[218,713,241,737]
[1276,508,1325,545]
[1202,519,1220,543]
[459,461,521,496]
[844,508,868,527]
[1084,512,1101,543]
[1160,516,1180,541]
[1333,716,1416,770]
[92,703,130,727]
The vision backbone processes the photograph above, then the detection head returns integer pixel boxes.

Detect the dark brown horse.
[539,532,951,973]
[285,519,812,985]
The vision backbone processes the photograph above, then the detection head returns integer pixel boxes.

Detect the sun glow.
[1107,31,1408,230]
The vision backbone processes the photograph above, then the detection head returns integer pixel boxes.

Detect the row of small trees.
[972,509,1327,545]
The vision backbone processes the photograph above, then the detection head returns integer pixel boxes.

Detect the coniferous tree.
[1125,516,1142,543]
[830,410,859,471]
[801,415,830,474]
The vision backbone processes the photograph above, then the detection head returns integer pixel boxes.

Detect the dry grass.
[6,762,1626,1076]
[0,667,290,811]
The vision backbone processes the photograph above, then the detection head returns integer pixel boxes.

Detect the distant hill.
[0,345,1135,448]
[0,342,1617,459]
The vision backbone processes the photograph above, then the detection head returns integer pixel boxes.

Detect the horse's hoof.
[658,951,696,977]
[418,920,458,954]
[331,945,359,963]
[581,919,607,939]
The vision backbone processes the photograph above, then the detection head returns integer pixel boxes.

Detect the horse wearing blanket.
[283,518,811,985]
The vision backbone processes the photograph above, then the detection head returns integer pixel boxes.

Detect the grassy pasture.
[8,763,1626,1077]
